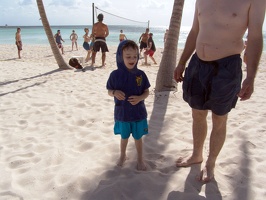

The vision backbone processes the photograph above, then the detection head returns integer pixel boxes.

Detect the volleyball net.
[93,5,149,28]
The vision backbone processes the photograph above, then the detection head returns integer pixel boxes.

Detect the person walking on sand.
[15,27,22,59]
[173,0,265,183]
[144,33,157,65]
[54,30,65,54]
[83,28,91,62]
[106,40,150,171]
[119,30,127,42]
[139,28,149,57]
[70,30,78,51]
[91,13,109,67]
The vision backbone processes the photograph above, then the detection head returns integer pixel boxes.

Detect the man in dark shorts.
[173,0,265,183]
[183,53,242,116]
[139,28,149,57]
[91,13,109,67]
[54,30,65,54]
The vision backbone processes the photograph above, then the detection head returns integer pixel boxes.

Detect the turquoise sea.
[0,25,265,51]
[0,25,187,48]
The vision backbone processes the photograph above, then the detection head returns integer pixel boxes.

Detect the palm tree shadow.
[81,91,178,199]
[167,164,222,200]
[0,68,63,87]
[144,91,178,172]
[1,58,18,61]
[0,69,64,96]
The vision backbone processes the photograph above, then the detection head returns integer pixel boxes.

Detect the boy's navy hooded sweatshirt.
[106,40,150,122]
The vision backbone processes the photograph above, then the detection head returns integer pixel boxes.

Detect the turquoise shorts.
[114,119,148,140]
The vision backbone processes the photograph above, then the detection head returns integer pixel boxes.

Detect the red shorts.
[144,49,154,57]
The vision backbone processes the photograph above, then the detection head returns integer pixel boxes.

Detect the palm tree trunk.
[155,0,185,91]
[36,0,71,69]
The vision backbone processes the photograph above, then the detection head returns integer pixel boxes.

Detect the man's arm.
[238,0,265,101]
[139,33,143,43]
[174,2,199,82]
[105,25,109,37]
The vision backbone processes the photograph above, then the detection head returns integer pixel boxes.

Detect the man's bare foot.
[176,156,203,167]
[197,165,214,183]
[117,155,127,167]
[136,160,147,171]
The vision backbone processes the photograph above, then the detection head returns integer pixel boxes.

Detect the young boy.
[106,40,150,171]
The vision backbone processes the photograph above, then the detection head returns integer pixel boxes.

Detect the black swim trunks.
[93,37,109,52]
[183,53,243,115]
[140,41,147,50]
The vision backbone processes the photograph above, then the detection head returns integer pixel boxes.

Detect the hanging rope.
[95,6,148,25]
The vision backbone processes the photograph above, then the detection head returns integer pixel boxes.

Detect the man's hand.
[238,78,254,101]
[173,64,186,83]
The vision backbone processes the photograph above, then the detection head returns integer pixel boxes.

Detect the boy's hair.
[121,40,139,52]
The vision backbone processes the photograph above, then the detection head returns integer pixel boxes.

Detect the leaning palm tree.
[155,0,185,91]
[36,0,70,69]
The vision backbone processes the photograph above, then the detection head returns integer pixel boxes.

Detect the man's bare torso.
[196,0,250,61]
[16,32,21,42]
[141,33,149,43]
[92,22,109,38]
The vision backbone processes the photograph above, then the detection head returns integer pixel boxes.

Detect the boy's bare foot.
[197,165,214,183]
[136,160,147,171]
[176,156,203,167]
[117,155,127,167]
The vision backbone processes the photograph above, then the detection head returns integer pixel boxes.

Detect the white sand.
[0,44,266,200]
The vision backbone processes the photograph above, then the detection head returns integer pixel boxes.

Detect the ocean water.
[0,25,187,48]
[1,25,265,51]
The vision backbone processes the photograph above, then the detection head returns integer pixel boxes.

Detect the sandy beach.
[0,43,266,200]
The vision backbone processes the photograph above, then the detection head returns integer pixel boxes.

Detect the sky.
[0,0,196,27]
[0,0,265,30]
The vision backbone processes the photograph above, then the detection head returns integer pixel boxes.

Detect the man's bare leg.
[91,51,96,66]
[198,112,227,183]
[176,109,208,167]
[18,50,21,59]
[134,138,146,171]
[117,138,128,167]
[102,52,106,67]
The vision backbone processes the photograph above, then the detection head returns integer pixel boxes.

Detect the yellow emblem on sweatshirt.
[136,75,142,86]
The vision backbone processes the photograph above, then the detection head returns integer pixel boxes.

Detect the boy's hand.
[114,90,126,100]
[128,96,141,105]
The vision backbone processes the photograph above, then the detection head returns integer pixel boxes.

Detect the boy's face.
[123,47,138,70]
